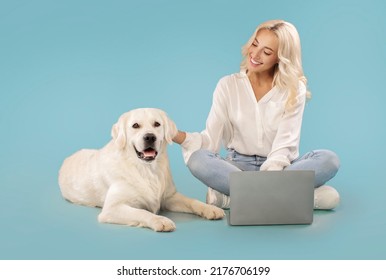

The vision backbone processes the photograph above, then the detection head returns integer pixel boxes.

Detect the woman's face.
[247,29,279,75]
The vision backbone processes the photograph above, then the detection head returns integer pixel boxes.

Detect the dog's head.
[111,108,177,163]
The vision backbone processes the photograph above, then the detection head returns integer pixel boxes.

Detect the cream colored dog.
[58,108,224,232]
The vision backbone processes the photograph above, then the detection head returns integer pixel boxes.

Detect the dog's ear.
[111,117,126,149]
[160,111,178,144]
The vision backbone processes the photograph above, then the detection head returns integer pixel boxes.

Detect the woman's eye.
[264,51,272,55]
[132,123,140,129]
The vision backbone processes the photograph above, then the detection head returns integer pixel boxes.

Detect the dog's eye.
[154,122,161,127]
[132,123,140,129]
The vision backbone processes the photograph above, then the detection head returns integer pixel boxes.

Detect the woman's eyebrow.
[254,38,274,52]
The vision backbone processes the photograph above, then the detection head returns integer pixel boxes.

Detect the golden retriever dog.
[58,108,224,232]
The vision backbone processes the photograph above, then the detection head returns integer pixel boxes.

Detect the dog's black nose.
[143,133,156,144]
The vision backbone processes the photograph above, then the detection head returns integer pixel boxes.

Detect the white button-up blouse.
[181,71,307,171]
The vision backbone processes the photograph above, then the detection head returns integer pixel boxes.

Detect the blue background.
[1,0,385,259]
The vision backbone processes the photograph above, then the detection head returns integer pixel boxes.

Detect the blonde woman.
[173,20,340,210]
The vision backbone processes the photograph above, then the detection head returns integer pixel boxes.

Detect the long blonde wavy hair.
[240,20,311,108]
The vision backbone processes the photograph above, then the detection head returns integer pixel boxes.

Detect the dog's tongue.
[143,149,156,158]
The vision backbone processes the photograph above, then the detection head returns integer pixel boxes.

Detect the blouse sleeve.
[180,78,230,164]
[260,82,307,171]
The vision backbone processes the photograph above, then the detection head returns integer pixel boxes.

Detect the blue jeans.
[187,149,340,196]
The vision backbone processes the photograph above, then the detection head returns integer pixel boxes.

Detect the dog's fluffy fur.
[58,108,224,231]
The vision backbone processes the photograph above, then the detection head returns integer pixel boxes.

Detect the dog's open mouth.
[135,147,158,162]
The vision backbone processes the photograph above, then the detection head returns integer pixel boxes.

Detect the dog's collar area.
[135,146,158,162]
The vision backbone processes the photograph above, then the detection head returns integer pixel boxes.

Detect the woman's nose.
[251,49,261,59]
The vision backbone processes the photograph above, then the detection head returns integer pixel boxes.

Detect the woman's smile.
[250,57,262,66]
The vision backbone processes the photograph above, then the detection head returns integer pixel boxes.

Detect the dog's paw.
[150,216,176,232]
[201,205,225,220]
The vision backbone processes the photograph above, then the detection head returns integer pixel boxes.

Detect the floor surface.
[1,0,385,260]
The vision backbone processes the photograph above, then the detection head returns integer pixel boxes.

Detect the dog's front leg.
[98,206,176,232]
[163,192,225,220]
[98,183,176,232]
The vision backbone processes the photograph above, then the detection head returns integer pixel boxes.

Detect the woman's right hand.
[172,130,186,145]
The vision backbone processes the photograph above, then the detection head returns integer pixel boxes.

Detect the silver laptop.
[228,170,315,225]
